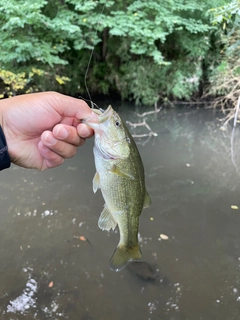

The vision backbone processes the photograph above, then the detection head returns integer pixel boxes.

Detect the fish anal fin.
[143,191,151,209]
[93,172,100,193]
[110,165,134,180]
[98,205,117,231]
[109,244,142,272]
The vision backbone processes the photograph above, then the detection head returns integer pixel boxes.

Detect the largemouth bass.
[83,106,151,272]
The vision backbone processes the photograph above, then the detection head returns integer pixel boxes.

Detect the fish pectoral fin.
[110,165,135,180]
[98,204,117,231]
[143,191,151,209]
[109,244,142,272]
[93,172,100,193]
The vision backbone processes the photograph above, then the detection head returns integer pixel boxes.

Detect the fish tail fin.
[109,244,142,272]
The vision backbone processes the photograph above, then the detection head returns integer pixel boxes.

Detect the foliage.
[0,0,232,105]
[207,0,240,111]
[209,0,240,25]
[79,0,219,104]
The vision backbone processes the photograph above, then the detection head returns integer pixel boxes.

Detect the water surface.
[0,105,240,320]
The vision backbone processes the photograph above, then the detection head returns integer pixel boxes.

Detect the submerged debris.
[159,234,169,240]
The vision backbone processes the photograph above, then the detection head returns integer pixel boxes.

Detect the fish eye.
[115,121,120,127]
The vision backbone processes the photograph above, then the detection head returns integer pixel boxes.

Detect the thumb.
[46,92,93,120]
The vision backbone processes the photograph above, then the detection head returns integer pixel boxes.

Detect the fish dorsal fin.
[93,172,100,193]
[143,191,151,209]
[98,204,117,231]
[110,165,135,180]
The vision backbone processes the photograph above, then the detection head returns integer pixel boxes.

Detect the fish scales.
[83,105,151,271]
[94,121,145,248]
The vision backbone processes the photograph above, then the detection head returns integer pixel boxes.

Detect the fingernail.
[44,132,57,146]
[56,126,68,139]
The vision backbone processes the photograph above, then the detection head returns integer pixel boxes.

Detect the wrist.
[0,100,11,169]
[0,103,3,128]
[0,125,11,170]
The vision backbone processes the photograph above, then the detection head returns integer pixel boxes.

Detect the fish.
[83,105,151,272]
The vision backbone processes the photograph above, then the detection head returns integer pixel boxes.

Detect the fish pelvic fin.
[93,172,100,193]
[98,204,117,231]
[109,244,142,272]
[143,191,151,209]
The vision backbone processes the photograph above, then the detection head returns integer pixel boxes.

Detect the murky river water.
[0,105,240,320]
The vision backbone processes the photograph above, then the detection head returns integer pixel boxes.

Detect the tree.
[0,0,229,105]
[207,0,240,112]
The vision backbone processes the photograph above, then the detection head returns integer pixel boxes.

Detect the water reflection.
[0,106,240,319]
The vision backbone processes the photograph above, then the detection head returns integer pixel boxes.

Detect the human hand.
[0,92,94,170]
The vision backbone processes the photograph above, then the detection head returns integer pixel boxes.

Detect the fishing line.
[78,95,99,109]
[84,1,106,109]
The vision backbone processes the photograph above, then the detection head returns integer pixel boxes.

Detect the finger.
[77,123,94,138]
[48,92,94,120]
[41,131,79,158]
[38,141,64,170]
[53,124,85,146]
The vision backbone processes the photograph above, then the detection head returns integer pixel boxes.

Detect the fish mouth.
[82,106,114,129]
[93,105,114,124]
[81,111,99,129]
